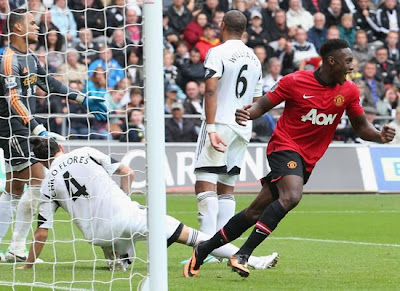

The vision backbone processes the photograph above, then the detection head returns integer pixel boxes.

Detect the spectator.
[385,30,400,65]
[376,0,400,41]
[180,47,206,86]
[106,0,126,35]
[377,86,400,117]
[268,9,289,42]
[39,28,66,71]
[201,0,220,22]
[353,0,381,43]
[246,11,269,49]
[323,0,345,28]
[352,29,377,68]
[339,13,356,48]
[19,0,46,24]
[58,49,87,84]
[35,47,56,74]
[75,28,99,66]
[167,0,193,35]
[195,23,221,62]
[354,79,375,108]
[280,0,319,14]
[163,50,179,89]
[364,106,381,131]
[88,45,124,89]
[212,10,225,38]
[184,12,208,49]
[0,0,14,36]
[116,77,132,107]
[163,9,179,51]
[72,0,106,40]
[125,88,144,111]
[292,27,318,68]
[125,8,142,46]
[286,0,314,32]
[63,80,90,140]
[262,57,283,94]
[232,0,251,21]
[50,0,77,43]
[251,113,276,142]
[35,86,63,135]
[326,25,340,39]
[165,83,179,114]
[120,109,145,142]
[272,36,295,75]
[307,12,327,52]
[165,102,198,142]
[362,60,385,106]
[183,81,203,115]
[174,41,190,70]
[104,89,126,124]
[110,28,132,67]
[37,10,58,48]
[375,46,397,85]
[261,0,280,30]
[253,45,270,77]
[126,49,143,87]
[388,106,400,144]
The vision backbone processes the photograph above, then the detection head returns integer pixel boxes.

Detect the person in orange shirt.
[195,23,221,62]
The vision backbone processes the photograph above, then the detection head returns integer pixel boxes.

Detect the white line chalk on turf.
[0,281,91,291]
[237,237,400,248]
[169,210,400,214]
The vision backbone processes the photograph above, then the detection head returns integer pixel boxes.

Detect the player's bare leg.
[6,163,44,262]
[184,182,276,277]
[230,175,303,277]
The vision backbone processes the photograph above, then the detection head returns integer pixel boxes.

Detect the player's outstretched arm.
[17,228,48,270]
[36,59,108,122]
[349,114,396,143]
[235,95,276,126]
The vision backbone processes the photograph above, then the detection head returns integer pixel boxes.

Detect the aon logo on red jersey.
[301,109,338,125]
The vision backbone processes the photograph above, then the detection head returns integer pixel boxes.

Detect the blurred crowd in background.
[1,0,400,143]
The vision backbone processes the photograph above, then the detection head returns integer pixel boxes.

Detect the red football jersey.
[267,70,364,172]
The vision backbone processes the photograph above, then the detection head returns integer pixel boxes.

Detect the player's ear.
[59,144,65,153]
[327,55,335,66]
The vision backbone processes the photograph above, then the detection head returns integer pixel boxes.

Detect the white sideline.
[238,236,400,248]
[0,281,91,291]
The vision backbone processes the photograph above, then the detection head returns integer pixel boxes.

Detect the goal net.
[0,0,166,290]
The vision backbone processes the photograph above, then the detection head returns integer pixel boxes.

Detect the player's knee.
[279,190,302,211]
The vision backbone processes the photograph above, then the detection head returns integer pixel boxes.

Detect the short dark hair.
[319,39,350,60]
[9,9,28,32]
[30,137,60,160]
[222,10,247,37]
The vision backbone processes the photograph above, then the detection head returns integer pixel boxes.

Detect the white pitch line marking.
[0,281,91,291]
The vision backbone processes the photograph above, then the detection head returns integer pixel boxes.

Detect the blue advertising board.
[370,146,400,192]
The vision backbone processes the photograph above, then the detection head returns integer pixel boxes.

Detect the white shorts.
[194,122,248,175]
[111,201,181,254]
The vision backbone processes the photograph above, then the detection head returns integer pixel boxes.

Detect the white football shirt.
[203,39,263,141]
[38,147,134,246]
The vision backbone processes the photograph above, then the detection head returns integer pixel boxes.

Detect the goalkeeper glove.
[32,124,66,141]
[81,95,108,122]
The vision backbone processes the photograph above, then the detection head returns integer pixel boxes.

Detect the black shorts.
[0,128,38,172]
[260,150,311,200]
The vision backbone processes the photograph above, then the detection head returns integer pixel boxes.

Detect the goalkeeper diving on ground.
[17,137,278,272]
[0,8,108,262]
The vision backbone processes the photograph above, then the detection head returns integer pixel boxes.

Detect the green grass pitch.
[0,194,399,290]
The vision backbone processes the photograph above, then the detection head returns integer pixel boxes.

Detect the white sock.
[0,191,13,244]
[197,191,218,235]
[185,227,260,267]
[216,194,235,232]
[10,185,41,251]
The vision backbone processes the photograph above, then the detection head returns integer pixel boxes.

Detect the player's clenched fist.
[235,104,252,126]
[380,125,396,143]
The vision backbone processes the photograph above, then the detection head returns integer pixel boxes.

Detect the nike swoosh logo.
[303,94,315,99]
[255,229,268,236]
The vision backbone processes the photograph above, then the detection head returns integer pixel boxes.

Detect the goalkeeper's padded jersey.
[0,45,80,136]
[202,39,263,141]
[38,147,135,245]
